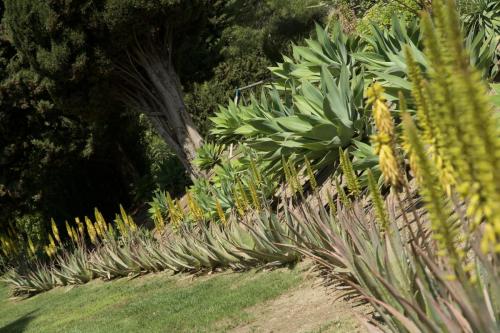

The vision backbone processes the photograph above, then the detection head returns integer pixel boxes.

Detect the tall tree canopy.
[3,0,209,178]
[0,0,162,240]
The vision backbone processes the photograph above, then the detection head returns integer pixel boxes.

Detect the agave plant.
[354,16,425,102]
[459,0,500,39]
[460,0,500,80]
[211,24,370,177]
[269,23,364,88]
[465,26,500,80]
[212,65,368,176]
[147,190,173,231]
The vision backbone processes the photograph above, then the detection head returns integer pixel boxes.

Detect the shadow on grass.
[0,310,37,333]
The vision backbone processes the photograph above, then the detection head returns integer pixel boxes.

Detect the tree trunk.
[118,34,204,180]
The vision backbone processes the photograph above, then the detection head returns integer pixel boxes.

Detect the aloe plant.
[3,198,302,297]
[54,247,94,285]
[193,142,226,172]
[2,263,59,297]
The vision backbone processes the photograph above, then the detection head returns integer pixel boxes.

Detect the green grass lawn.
[0,269,301,333]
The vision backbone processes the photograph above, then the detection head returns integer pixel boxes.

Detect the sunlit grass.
[0,269,301,333]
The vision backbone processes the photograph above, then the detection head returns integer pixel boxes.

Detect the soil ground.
[226,279,368,333]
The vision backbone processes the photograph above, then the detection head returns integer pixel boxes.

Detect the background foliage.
[0,0,332,245]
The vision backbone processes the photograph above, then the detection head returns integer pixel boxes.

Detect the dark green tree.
[3,0,211,179]
[0,1,154,242]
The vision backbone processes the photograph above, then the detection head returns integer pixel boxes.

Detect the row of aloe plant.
[2,163,302,297]
[3,218,301,297]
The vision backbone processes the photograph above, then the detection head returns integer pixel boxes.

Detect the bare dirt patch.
[227,280,368,333]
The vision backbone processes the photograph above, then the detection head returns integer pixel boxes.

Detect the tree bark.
[118,34,204,180]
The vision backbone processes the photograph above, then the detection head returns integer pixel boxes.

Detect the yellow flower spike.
[304,157,318,191]
[327,194,337,217]
[375,141,402,188]
[165,192,180,226]
[129,217,137,232]
[119,205,135,232]
[75,217,84,238]
[402,112,461,265]
[237,179,249,211]
[95,208,108,235]
[108,225,116,239]
[114,214,126,236]
[71,226,79,243]
[51,218,61,245]
[119,205,129,231]
[232,187,246,217]
[49,233,56,247]
[153,206,165,231]
[248,178,262,212]
[85,216,97,245]
[339,148,360,197]
[186,190,203,222]
[404,51,455,195]
[288,159,303,197]
[94,221,103,240]
[281,156,295,194]
[47,234,56,256]
[249,156,262,184]
[176,200,185,221]
[65,221,75,243]
[335,177,350,207]
[215,198,227,225]
[28,237,36,256]
[365,82,385,104]
[373,100,394,136]
[367,84,403,189]
[367,170,389,232]
[44,245,51,258]
[194,197,204,221]
[92,217,103,240]
[367,84,394,135]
